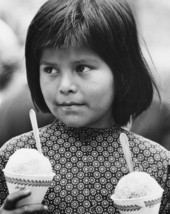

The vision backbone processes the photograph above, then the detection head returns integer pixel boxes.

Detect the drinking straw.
[119,133,133,173]
[29,109,43,154]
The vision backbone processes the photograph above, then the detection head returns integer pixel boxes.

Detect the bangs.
[30,0,118,58]
[32,1,96,55]
[38,23,90,50]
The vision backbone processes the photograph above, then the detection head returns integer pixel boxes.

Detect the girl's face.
[40,47,115,128]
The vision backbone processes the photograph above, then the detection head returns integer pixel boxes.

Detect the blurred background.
[0,0,170,149]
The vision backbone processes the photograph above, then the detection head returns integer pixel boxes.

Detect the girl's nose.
[59,73,77,95]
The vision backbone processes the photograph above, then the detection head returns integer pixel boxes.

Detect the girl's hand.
[0,190,48,213]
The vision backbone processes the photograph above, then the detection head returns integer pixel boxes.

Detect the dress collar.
[51,119,121,135]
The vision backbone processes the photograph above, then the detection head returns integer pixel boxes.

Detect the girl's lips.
[58,104,85,112]
[57,102,84,106]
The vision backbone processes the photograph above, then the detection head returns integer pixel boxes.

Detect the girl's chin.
[58,116,91,128]
[61,120,86,128]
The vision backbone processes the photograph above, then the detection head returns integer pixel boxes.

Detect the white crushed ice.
[5,148,53,175]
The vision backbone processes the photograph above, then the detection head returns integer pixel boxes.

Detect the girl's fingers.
[13,204,48,214]
[3,190,31,210]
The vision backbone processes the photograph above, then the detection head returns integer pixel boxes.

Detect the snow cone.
[3,148,55,207]
[111,171,163,214]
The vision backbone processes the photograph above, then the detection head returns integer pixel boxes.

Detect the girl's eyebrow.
[39,61,57,66]
[74,58,98,64]
[39,60,60,67]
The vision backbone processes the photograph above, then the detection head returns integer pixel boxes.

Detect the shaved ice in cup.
[111,171,164,214]
[3,148,55,207]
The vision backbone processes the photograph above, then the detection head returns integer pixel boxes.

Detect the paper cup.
[111,190,163,214]
[3,169,55,207]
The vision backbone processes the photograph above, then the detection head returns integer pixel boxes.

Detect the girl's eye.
[76,65,91,73]
[43,67,58,74]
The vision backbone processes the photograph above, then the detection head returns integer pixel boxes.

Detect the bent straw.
[29,109,43,154]
[119,133,133,173]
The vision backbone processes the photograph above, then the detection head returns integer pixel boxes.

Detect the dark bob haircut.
[25,0,159,126]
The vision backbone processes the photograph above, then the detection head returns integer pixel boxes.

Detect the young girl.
[0,0,170,213]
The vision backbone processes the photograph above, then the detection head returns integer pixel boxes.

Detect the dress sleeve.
[0,148,9,206]
[159,163,170,213]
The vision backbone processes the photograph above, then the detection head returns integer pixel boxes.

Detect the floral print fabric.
[0,119,170,214]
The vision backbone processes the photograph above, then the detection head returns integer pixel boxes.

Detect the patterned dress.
[0,119,170,214]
